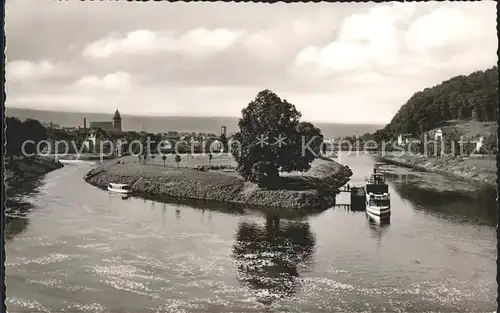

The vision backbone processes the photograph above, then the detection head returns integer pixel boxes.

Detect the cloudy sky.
[5,1,497,124]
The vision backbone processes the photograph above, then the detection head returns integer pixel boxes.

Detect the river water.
[5,153,497,312]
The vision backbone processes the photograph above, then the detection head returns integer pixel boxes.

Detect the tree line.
[6,117,48,158]
[374,66,498,142]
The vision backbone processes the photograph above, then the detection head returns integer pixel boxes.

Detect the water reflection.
[232,215,316,306]
[392,181,496,226]
[5,211,30,241]
[139,193,247,216]
[366,214,390,254]
[333,204,366,213]
[5,178,43,241]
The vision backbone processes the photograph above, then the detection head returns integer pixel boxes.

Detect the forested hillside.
[374,67,497,141]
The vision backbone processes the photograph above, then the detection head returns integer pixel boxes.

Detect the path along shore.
[376,152,496,187]
[84,155,353,210]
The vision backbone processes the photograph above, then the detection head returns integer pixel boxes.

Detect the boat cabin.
[366,170,389,194]
[368,172,385,184]
[367,194,390,207]
[107,183,131,194]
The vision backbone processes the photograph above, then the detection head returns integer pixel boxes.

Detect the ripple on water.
[6,297,51,313]
[147,297,263,313]
[85,264,164,299]
[100,278,157,298]
[62,303,107,313]
[27,278,101,293]
[6,253,82,267]
[87,264,159,281]
[297,276,490,311]
[75,243,113,253]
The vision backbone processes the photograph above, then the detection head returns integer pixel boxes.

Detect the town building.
[89,121,114,131]
[83,109,126,155]
[89,109,122,132]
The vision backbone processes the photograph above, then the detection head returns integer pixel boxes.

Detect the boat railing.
[366,179,386,184]
[368,193,390,200]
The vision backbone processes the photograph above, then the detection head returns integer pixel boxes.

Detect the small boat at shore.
[365,169,390,219]
[107,183,131,194]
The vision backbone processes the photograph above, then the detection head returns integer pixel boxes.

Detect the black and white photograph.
[3,1,498,312]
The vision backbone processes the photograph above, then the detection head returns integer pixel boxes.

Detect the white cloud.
[405,7,473,53]
[293,5,401,73]
[76,71,132,90]
[5,2,497,125]
[83,28,243,59]
[403,4,497,74]
[295,47,320,67]
[242,9,343,61]
[292,2,496,84]
[180,28,243,55]
[6,60,70,81]
[243,31,282,60]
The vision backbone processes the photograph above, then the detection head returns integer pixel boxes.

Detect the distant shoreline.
[84,155,353,210]
[6,107,383,138]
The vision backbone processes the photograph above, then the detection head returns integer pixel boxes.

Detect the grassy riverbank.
[5,156,64,193]
[85,155,352,209]
[5,156,64,181]
[377,152,496,187]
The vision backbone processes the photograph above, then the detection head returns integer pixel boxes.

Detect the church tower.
[113,109,122,132]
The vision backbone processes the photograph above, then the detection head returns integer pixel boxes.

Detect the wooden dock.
[336,185,366,211]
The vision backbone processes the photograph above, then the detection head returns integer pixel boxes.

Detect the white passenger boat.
[107,183,132,194]
[365,169,390,219]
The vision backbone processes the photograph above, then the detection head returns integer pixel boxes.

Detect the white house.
[397,133,411,146]
[210,140,223,152]
[474,136,484,153]
[434,129,443,141]
[114,139,127,156]
[158,139,173,153]
[82,128,113,153]
[83,132,98,152]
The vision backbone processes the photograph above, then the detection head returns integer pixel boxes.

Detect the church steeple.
[113,109,121,120]
[113,109,122,132]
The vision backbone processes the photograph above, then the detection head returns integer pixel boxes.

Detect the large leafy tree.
[232,90,322,184]
[5,117,24,157]
[23,119,48,154]
[280,122,323,173]
[6,117,48,157]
